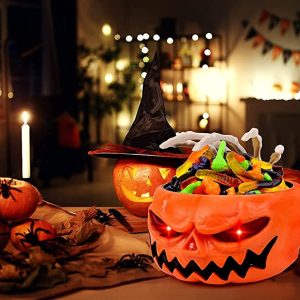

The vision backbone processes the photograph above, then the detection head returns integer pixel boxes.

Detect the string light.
[125,35,133,42]
[143,33,150,40]
[181,37,187,42]
[139,61,145,68]
[114,34,121,40]
[139,43,145,49]
[192,34,199,41]
[167,37,174,44]
[8,92,14,99]
[143,56,150,63]
[203,112,210,119]
[204,49,211,56]
[102,23,112,36]
[205,32,213,40]
[137,34,143,41]
[141,72,147,78]
[141,46,149,54]
[202,64,209,69]
[153,34,160,41]
[104,73,113,84]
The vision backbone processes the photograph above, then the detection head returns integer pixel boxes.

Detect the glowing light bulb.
[114,34,121,40]
[143,56,150,63]
[116,59,128,71]
[143,33,150,40]
[139,43,145,49]
[102,23,112,36]
[205,32,213,40]
[137,34,143,41]
[153,34,160,41]
[192,34,199,41]
[203,112,209,119]
[199,118,208,129]
[139,61,145,68]
[204,49,211,56]
[236,229,243,236]
[202,64,209,69]
[8,91,14,99]
[104,73,113,84]
[141,72,147,78]
[166,226,172,232]
[141,46,149,54]
[167,37,174,44]
[125,35,133,42]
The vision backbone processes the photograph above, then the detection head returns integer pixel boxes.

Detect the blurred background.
[0,0,299,206]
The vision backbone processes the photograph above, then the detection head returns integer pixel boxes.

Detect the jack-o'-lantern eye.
[149,211,182,238]
[213,217,270,243]
[158,168,171,180]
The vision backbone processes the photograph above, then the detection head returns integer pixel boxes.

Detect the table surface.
[9,206,300,300]
[63,207,300,300]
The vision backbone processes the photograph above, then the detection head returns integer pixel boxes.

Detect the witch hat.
[89,52,187,161]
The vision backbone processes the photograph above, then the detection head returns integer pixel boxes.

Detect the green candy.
[180,181,202,194]
[248,190,262,194]
[240,159,250,170]
[212,140,229,172]
[263,173,272,182]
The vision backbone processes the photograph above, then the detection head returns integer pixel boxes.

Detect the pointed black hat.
[89,52,187,161]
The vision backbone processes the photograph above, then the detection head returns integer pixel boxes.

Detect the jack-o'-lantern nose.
[184,235,197,251]
[183,231,207,255]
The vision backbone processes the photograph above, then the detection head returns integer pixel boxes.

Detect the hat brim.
[88,143,189,161]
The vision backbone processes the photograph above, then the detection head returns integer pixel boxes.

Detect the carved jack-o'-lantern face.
[148,181,300,284]
[113,159,176,217]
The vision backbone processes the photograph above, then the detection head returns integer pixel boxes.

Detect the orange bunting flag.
[272,46,282,60]
[280,19,291,35]
[252,35,265,48]
[293,51,300,66]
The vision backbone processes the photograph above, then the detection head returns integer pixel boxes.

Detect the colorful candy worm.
[211,141,229,172]
[238,177,282,194]
[195,169,242,187]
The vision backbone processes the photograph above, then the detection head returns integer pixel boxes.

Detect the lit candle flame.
[22,111,30,124]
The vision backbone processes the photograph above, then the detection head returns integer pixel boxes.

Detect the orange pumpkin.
[10,219,57,252]
[0,178,40,222]
[148,180,300,284]
[0,221,9,251]
[113,159,176,217]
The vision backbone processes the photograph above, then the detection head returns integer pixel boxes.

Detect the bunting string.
[259,10,300,36]
[245,27,300,65]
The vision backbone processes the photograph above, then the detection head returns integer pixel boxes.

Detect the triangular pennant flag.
[259,10,271,24]
[262,40,273,55]
[272,46,282,60]
[280,19,290,35]
[283,49,292,64]
[293,20,300,36]
[269,15,280,30]
[245,27,257,40]
[252,35,265,48]
[292,51,300,66]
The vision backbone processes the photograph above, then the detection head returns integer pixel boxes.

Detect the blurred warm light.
[153,34,160,41]
[204,49,211,56]
[0,89,2,96]
[139,43,145,49]
[199,118,208,129]
[295,91,300,100]
[203,112,210,119]
[116,59,129,71]
[114,34,121,40]
[143,56,150,63]
[143,33,150,40]
[205,32,213,39]
[141,72,147,78]
[192,34,199,41]
[21,111,30,124]
[139,61,145,68]
[181,37,187,42]
[137,34,143,41]
[117,111,131,128]
[141,46,149,54]
[102,23,112,36]
[8,91,14,99]
[176,82,183,93]
[202,64,209,69]
[125,35,133,42]
[167,37,174,44]
[104,73,113,84]
[189,67,227,103]
[138,77,144,84]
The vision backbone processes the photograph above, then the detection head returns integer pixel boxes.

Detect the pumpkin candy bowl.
[148,181,300,285]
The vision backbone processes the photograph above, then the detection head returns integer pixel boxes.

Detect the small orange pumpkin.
[0,178,40,222]
[148,180,300,284]
[10,219,57,252]
[0,221,10,251]
[113,159,176,217]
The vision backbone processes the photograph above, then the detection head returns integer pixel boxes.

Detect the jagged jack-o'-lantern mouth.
[149,211,276,281]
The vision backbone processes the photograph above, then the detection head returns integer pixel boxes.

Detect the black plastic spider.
[95,209,133,232]
[14,220,52,250]
[0,178,21,200]
[107,253,154,272]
